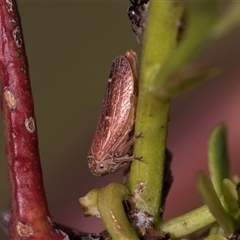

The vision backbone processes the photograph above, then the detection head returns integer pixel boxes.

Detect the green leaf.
[151,64,220,100]
[231,176,240,206]
[208,124,229,196]
[222,179,240,221]
[159,205,215,238]
[97,183,138,240]
[151,2,219,100]
[211,2,240,39]
[209,222,224,235]
[206,234,226,240]
[232,175,240,186]
[198,171,234,235]
[79,188,99,217]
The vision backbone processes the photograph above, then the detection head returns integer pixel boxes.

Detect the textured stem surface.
[126,1,183,227]
[0,1,67,239]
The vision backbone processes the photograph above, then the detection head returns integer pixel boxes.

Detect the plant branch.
[0,0,67,239]
[126,0,184,228]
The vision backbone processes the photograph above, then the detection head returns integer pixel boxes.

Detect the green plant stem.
[126,0,183,227]
[159,205,215,238]
[97,183,138,240]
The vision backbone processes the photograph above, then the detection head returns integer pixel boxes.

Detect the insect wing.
[89,55,136,159]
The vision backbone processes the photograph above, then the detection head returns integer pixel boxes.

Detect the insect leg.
[114,133,143,159]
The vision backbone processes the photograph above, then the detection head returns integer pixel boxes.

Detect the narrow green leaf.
[231,175,240,206]
[236,182,240,207]
[198,171,234,235]
[151,64,220,100]
[209,222,224,236]
[232,175,240,186]
[208,124,229,196]
[231,176,240,206]
[206,234,226,240]
[151,2,219,99]
[211,2,240,39]
[159,205,215,238]
[97,183,138,240]
[222,179,240,220]
[79,188,99,217]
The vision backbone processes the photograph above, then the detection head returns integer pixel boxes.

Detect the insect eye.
[127,6,140,25]
[96,162,108,174]
[87,155,94,162]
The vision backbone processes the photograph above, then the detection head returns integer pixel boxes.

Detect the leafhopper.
[88,50,142,176]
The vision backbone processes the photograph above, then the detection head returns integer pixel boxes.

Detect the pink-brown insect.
[88,50,142,176]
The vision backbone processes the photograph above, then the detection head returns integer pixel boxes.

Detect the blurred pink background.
[0,2,240,239]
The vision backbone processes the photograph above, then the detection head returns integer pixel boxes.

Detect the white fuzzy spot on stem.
[3,89,17,109]
[25,117,36,133]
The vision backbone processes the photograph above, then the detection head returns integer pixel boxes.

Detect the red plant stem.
[0,1,67,239]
